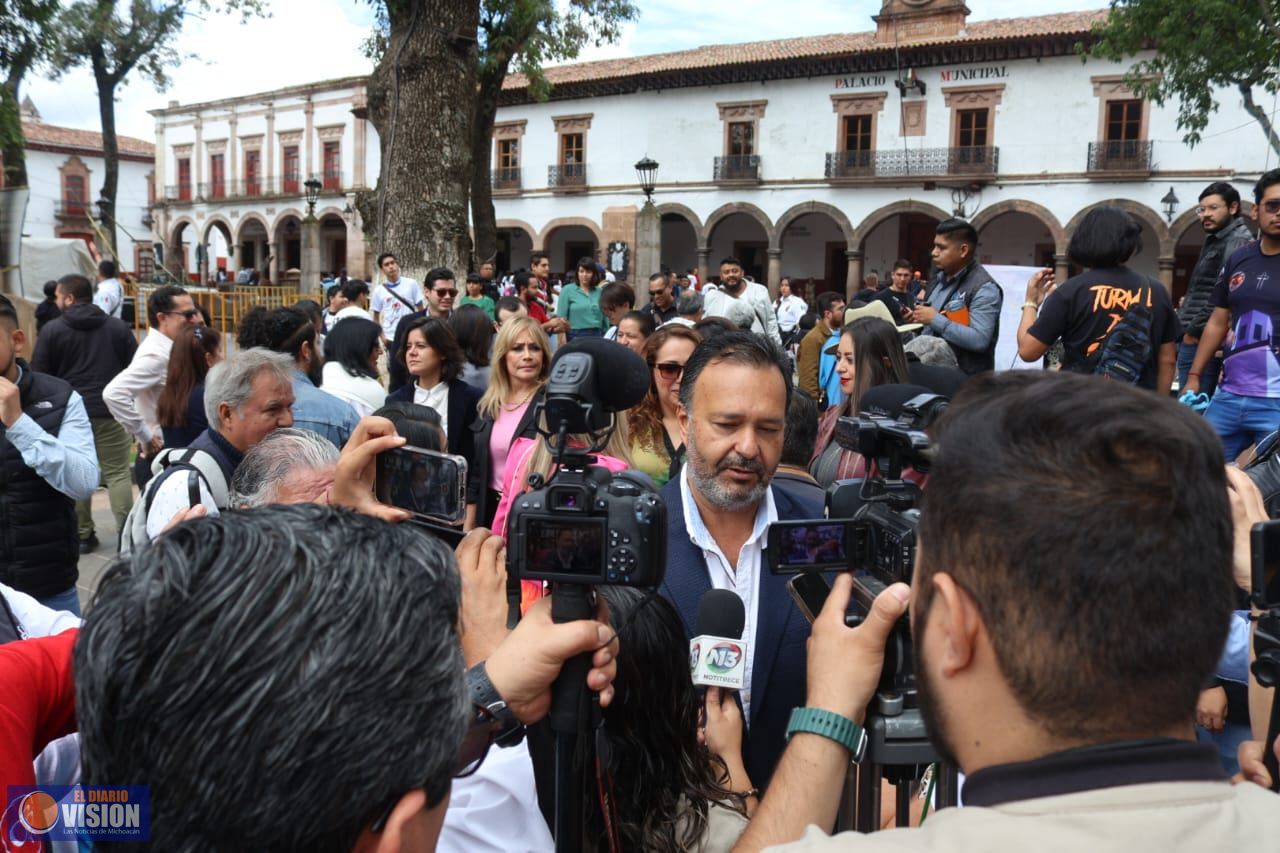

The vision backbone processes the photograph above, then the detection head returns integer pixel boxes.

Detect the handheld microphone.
[690,589,748,691]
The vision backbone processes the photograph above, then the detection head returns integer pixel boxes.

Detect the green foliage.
[1088,0,1280,147]
[0,0,63,179]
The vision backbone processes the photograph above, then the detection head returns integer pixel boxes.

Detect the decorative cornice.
[831,92,888,115]
[494,120,527,139]
[316,124,345,142]
[552,113,593,132]
[717,99,767,120]
[941,83,1005,107]
[278,129,304,145]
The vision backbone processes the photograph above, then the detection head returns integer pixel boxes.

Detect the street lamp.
[304,178,322,215]
[1161,186,1180,223]
[634,157,658,204]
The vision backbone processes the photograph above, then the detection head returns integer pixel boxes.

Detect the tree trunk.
[1240,82,1280,160]
[470,66,503,270]
[1,68,31,188]
[91,46,120,257]
[360,0,479,282]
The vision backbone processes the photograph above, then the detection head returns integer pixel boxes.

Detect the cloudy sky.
[23,0,1106,142]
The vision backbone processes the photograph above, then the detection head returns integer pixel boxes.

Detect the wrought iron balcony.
[164,184,193,202]
[825,150,875,179]
[823,147,999,180]
[198,181,227,200]
[318,170,343,192]
[549,163,586,190]
[492,167,522,191]
[54,200,89,218]
[1088,140,1153,173]
[229,178,264,198]
[714,154,761,182]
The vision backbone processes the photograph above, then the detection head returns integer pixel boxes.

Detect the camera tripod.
[836,689,959,832]
[1251,609,1280,792]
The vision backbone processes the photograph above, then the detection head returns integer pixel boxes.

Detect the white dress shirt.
[103,328,173,444]
[413,381,450,437]
[94,277,123,318]
[679,464,778,721]
[6,369,99,501]
[438,741,553,853]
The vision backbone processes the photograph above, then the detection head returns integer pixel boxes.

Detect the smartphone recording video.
[375,446,468,526]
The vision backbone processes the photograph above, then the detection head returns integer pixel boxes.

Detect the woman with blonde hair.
[468,316,552,528]
[627,324,702,487]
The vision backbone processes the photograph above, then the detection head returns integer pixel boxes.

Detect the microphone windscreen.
[696,588,746,640]
[553,337,652,413]
[859,384,936,418]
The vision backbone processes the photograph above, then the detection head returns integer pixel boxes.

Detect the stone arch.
[970,199,1066,254]
[852,199,951,247]
[771,201,855,250]
[1065,199,1171,256]
[537,216,604,252]
[169,215,197,244]
[271,208,307,234]
[234,212,270,244]
[202,214,234,245]
[497,218,538,246]
[702,202,774,250]
[655,202,704,235]
[315,205,347,223]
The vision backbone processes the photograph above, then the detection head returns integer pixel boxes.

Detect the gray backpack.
[118,447,230,557]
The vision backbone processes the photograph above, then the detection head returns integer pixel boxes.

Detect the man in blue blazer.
[659,330,824,790]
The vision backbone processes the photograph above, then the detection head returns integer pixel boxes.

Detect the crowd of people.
[2,172,1280,851]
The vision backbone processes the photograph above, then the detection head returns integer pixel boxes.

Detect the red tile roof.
[22,120,154,158]
[504,10,1108,90]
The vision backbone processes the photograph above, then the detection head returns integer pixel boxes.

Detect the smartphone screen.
[375,446,468,525]
[787,573,832,624]
[1252,520,1280,610]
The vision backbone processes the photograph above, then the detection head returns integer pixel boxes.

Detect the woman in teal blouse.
[559,257,610,340]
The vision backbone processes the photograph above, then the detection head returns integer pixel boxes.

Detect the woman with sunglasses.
[627,325,702,487]
[468,316,552,530]
[558,256,611,340]
[156,325,223,450]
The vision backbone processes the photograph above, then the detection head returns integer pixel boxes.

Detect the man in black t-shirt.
[873,259,923,322]
[1016,207,1179,392]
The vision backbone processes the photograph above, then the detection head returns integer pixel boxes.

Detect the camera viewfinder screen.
[525,519,606,578]
[776,522,847,571]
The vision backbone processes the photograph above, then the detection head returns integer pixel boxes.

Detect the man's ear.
[10,328,25,356]
[350,788,446,853]
[925,572,984,678]
[677,402,690,444]
[217,400,234,429]
[300,339,313,367]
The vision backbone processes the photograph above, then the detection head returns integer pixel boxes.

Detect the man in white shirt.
[703,256,783,346]
[93,260,123,320]
[658,330,822,788]
[103,285,202,486]
[370,252,425,341]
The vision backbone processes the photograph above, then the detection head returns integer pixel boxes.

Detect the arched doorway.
[858,203,947,288]
[706,208,772,285]
[273,214,303,282]
[168,219,196,282]
[660,213,699,277]
[777,210,851,299]
[974,210,1060,268]
[203,219,233,285]
[319,213,348,277]
[543,224,599,281]
[236,216,269,277]
[495,222,535,274]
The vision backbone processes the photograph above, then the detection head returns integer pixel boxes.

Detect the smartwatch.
[786,707,868,763]
[466,662,525,748]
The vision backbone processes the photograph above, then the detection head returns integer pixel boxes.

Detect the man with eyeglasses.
[1187,170,1280,459]
[104,284,203,489]
[642,272,679,326]
[1176,182,1255,395]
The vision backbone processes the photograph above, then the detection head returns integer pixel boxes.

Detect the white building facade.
[488,1,1273,304]
[149,76,380,284]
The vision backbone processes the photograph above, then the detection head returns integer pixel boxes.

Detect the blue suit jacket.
[658,476,824,788]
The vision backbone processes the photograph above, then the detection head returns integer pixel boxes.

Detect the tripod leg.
[1265,685,1280,793]
[895,781,912,828]
[854,760,882,833]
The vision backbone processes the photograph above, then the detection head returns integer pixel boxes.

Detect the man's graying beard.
[685,427,770,511]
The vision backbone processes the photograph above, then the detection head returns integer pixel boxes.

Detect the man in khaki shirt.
[797,292,844,403]
[734,371,1280,853]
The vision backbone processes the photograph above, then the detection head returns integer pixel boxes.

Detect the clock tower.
[873,0,971,43]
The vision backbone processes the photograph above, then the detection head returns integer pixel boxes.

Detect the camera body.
[508,458,666,588]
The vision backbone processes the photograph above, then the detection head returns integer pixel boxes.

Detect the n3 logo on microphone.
[705,642,743,674]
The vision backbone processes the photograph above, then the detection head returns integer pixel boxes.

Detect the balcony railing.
[55,200,89,218]
[824,150,875,179]
[161,174,348,203]
[164,184,193,202]
[714,154,761,182]
[493,167,522,191]
[823,147,999,180]
[231,178,264,198]
[549,163,586,190]
[319,170,343,192]
[1088,140,1153,173]
[198,181,227,200]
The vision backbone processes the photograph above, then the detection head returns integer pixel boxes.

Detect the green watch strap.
[786,707,868,762]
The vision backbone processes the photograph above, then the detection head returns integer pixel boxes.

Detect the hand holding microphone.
[690,589,749,692]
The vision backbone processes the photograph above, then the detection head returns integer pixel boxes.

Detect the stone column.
[154,123,167,195]
[304,99,315,184]
[301,214,322,296]
[194,118,204,196]
[697,247,710,284]
[1157,256,1175,294]
[1054,253,1069,287]
[845,249,863,298]
[634,203,661,301]
[228,115,239,192]
[766,248,782,296]
[265,108,275,191]
[268,240,278,283]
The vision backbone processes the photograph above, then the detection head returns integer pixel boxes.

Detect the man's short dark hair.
[147,284,188,327]
[692,316,737,340]
[57,274,93,304]
[648,272,667,285]
[496,295,523,317]
[340,279,370,301]
[935,218,978,248]
[676,291,703,316]
[782,387,819,468]
[425,267,455,291]
[1067,206,1141,269]
[376,252,397,268]
[76,505,467,850]
[512,270,536,293]
[816,291,844,316]
[892,258,913,272]
[1254,168,1280,204]
[1199,181,1241,210]
[679,329,791,414]
[719,256,742,268]
[0,293,18,328]
[600,282,635,312]
[98,259,116,278]
[530,251,549,267]
[917,371,1234,743]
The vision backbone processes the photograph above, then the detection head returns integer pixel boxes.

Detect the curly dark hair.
[589,587,746,852]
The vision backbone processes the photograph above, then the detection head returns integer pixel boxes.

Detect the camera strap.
[594,726,622,853]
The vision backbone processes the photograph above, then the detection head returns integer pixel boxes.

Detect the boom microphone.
[690,589,748,691]
[553,338,652,412]
[860,383,949,426]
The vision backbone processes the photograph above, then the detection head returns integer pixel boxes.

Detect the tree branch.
[1239,82,1280,159]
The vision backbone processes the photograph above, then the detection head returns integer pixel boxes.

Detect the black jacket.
[0,362,78,598]
[31,302,137,419]
[467,388,544,528]
[386,379,482,472]
[1176,217,1255,338]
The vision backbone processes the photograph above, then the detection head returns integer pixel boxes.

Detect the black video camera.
[506,346,666,589]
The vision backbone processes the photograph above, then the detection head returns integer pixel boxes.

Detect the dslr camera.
[506,346,665,589]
